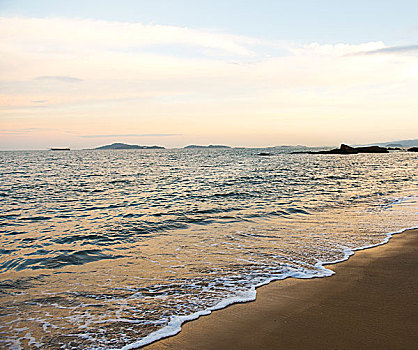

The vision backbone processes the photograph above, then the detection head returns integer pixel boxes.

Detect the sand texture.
[145,229,418,350]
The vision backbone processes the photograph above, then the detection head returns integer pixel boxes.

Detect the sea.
[0,148,417,349]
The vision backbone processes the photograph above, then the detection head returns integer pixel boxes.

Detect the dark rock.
[407,147,418,152]
[257,152,271,156]
[327,144,358,154]
[354,145,389,153]
[293,144,389,154]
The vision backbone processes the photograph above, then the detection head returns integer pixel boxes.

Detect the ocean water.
[0,148,417,349]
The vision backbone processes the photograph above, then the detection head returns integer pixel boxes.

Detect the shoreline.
[143,228,418,349]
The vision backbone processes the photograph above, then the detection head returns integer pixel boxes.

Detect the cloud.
[34,76,83,82]
[360,44,418,55]
[0,127,55,134]
[0,17,417,148]
[0,17,259,60]
[291,41,386,56]
[80,134,181,138]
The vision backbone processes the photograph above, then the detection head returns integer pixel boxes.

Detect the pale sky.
[1,1,417,149]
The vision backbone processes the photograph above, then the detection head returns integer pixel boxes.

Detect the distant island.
[386,143,403,148]
[292,144,418,154]
[94,143,165,150]
[184,145,231,149]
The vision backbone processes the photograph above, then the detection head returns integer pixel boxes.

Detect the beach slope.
[145,229,418,350]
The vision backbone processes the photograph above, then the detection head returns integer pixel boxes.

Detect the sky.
[0,0,417,149]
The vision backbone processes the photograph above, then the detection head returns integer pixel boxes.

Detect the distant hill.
[94,143,165,150]
[184,145,231,149]
[363,139,418,148]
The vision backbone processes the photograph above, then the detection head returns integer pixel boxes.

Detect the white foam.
[116,225,418,350]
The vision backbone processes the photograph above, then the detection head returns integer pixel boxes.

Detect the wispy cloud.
[0,17,417,147]
[80,133,181,138]
[354,44,418,56]
[34,76,84,82]
[0,127,54,135]
[0,17,259,60]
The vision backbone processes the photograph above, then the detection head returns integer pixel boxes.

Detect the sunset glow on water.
[1,149,416,348]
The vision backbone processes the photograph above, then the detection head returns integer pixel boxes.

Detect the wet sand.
[145,229,418,350]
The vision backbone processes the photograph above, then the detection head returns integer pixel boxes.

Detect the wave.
[119,225,418,349]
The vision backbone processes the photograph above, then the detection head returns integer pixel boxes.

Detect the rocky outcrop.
[344,145,389,154]
[293,144,389,154]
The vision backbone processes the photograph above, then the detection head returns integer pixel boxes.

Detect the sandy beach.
[145,228,418,350]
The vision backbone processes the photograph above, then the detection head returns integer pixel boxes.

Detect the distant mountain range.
[94,143,165,150]
[362,139,418,147]
[90,140,417,151]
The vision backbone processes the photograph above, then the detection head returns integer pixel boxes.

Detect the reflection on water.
[0,149,417,348]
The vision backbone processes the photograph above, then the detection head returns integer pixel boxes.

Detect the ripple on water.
[0,149,417,349]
